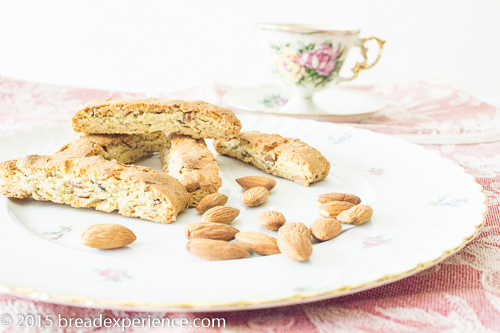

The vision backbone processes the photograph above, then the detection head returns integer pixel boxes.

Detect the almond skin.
[184,222,240,241]
[235,231,280,255]
[277,224,313,261]
[310,218,342,241]
[258,210,286,231]
[236,176,276,191]
[318,201,355,218]
[196,193,228,214]
[186,238,249,261]
[278,222,311,238]
[81,224,136,249]
[337,205,373,225]
[201,206,240,224]
[241,186,269,207]
[317,193,361,205]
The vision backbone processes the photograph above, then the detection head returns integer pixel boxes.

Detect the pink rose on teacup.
[297,44,340,76]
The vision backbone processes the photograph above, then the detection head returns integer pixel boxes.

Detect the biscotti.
[214,131,330,186]
[160,134,222,207]
[0,155,190,223]
[54,132,167,164]
[72,98,241,140]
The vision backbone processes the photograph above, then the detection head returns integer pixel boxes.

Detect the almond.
[196,193,228,213]
[186,238,249,261]
[241,186,269,207]
[184,222,240,241]
[318,201,355,218]
[310,218,342,241]
[81,224,136,249]
[279,222,311,238]
[201,206,240,224]
[235,231,280,255]
[258,210,286,231]
[236,176,276,191]
[277,224,313,261]
[337,204,373,225]
[317,192,361,205]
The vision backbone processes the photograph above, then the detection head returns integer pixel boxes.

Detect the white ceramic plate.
[0,115,486,311]
[222,86,387,122]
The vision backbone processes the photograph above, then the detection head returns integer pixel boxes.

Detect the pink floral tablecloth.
[1,76,500,332]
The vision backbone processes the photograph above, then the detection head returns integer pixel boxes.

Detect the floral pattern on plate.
[97,269,131,282]
[43,225,72,240]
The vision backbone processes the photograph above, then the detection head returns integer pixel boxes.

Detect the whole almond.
[235,231,280,255]
[186,238,249,261]
[81,224,136,249]
[258,210,286,231]
[236,176,276,191]
[201,206,240,224]
[337,204,373,225]
[318,201,355,218]
[184,222,240,241]
[241,187,269,207]
[196,193,228,213]
[277,226,313,261]
[278,222,311,239]
[317,193,361,205]
[310,218,342,241]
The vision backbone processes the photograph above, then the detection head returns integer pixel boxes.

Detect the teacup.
[256,24,385,99]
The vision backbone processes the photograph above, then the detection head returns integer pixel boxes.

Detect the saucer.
[223,86,387,122]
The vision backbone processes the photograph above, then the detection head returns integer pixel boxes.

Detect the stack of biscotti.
[0,95,331,224]
[71,98,239,207]
[0,98,242,223]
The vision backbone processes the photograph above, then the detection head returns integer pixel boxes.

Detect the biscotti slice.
[54,132,167,164]
[214,131,330,186]
[72,98,241,140]
[160,134,222,207]
[0,155,190,223]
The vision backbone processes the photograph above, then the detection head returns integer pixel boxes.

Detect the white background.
[0,0,498,96]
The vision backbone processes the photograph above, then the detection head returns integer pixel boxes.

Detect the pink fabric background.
[1,76,500,332]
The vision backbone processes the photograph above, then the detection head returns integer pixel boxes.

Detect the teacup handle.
[343,36,385,81]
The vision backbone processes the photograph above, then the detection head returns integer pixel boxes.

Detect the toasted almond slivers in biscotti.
[161,134,222,207]
[214,131,330,186]
[258,210,286,231]
[72,98,242,140]
[184,222,240,241]
[310,218,342,241]
[0,155,190,223]
[277,223,313,261]
[317,193,361,205]
[186,238,249,261]
[337,205,373,225]
[318,201,355,218]
[54,132,167,164]
[235,176,276,191]
[196,193,228,214]
[235,231,280,255]
[201,206,240,224]
[241,187,269,207]
[82,224,137,249]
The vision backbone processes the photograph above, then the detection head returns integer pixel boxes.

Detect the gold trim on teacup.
[256,23,361,34]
